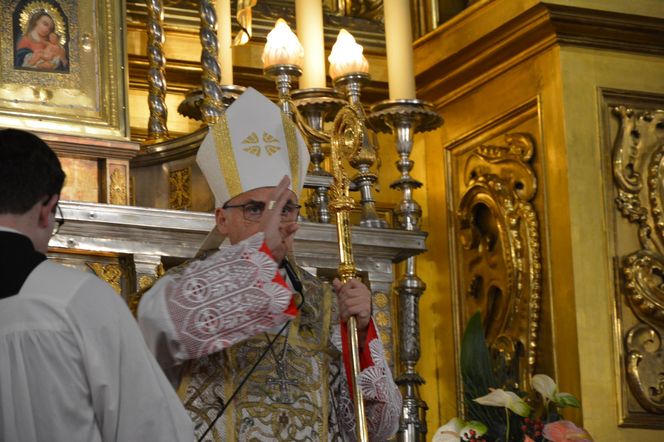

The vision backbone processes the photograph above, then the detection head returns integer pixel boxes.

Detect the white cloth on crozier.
[0,260,193,442]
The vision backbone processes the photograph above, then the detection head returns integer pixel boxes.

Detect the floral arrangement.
[432,313,593,442]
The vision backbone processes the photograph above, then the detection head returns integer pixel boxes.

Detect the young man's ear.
[215,207,229,235]
[38,194,59,229]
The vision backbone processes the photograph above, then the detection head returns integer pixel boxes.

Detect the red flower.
[543,420,593,441]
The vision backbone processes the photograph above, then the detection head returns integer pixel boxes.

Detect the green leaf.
[461,312,506,439]
[461,312,497,395]
[555,392,581,408]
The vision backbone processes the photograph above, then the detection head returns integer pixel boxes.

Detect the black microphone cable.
[197,258,304,442]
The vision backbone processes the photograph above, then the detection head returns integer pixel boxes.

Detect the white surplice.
[0,260,193,442]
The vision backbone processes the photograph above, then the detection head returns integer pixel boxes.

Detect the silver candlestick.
[264,64,303,118]
[178,84,246,121]
[292,88,346,223]
[369,99,442,442]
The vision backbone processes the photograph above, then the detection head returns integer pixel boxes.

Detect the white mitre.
[196,87,310,251]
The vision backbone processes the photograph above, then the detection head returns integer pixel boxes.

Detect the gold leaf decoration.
[87,262,122,294]
[457,132,542,391]
[169,167,191,210]
[243,146,261,157]
[612,106,664,415]
[109,167,127,205]
[262,131,279,143]
[241,132,259,144]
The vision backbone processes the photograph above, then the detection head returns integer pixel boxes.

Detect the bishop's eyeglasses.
[222,200,301,223]
[53,203,65,235]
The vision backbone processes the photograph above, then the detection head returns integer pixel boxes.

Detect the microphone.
[196,258,304,442]
[281,257,303,297]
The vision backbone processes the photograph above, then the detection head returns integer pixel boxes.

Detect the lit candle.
[383,0,416,99]
[295,0,326,88]
[262,18,304,69]
[328,29,369,81]
[216,0,233,85]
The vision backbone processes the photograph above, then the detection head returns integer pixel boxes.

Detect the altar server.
[0,129,193,442]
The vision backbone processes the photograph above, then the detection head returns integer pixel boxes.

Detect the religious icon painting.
[13,0,70,73]
[0,0,129,139]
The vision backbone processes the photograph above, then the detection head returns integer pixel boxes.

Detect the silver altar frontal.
[49,200,427,370]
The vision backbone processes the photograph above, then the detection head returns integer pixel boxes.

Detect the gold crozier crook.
[328,106,369,442]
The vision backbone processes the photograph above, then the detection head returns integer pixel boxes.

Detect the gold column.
[199,0,224,124]
[145,0,169,142]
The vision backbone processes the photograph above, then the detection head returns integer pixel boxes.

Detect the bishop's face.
[215,185,299,248]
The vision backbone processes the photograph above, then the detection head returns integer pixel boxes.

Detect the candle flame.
[328,29,369,80]
[262,18,304,69]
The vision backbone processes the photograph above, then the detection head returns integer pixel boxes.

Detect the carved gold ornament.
[87,262,122,293]
[109,167,127,205]
[457,133,542,390]
[169,167,192,210]
[138,274,156,290]
[613,106,664,414]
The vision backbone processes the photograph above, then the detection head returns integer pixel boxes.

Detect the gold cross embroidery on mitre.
[241,131,282,157]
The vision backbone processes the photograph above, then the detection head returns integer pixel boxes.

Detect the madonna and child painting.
[13,0,69,73]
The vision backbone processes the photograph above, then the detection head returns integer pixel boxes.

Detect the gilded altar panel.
[101,161,130,206]
[446,99,548,397]
[0,0,129,139]
[554,45,664,441]
[600,91,664,428]
[414,3,664,439]
[411,37,574,432]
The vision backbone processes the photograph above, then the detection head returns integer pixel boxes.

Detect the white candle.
[216,0,233,85]
[295,0,326,88]
[328,29,369,80]
[383,0,416,99]
[262,19,304,69]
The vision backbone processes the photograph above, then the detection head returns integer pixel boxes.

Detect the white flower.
[473,388,531,417]
[432,418,464,442]
[532,374,557,404]
[532,374,580,409]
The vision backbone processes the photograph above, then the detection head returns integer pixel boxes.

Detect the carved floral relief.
[612,105,664,418]
[456,132,543,392]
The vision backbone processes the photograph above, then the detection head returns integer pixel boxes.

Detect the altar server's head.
[0,129,65,253]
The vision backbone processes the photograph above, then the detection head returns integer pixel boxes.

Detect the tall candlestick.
[216,0,233,85]
[295,0,326,88]
[383,0,416,99]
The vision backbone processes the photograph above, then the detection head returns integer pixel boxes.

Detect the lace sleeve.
[163,232,295,360]
[331,321,403,441]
